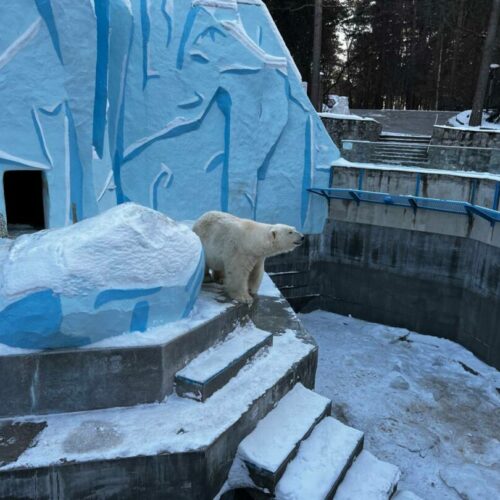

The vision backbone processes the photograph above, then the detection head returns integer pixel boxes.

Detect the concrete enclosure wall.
[321,115,382,147]
[432,125,500,148]
[268,166,500,369]
[341,140,500,174]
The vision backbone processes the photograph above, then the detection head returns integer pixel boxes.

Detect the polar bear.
[193,211,304,304]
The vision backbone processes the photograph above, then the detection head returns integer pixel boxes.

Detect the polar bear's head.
[269,224,304,255]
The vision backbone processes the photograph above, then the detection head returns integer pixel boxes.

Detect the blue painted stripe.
[194,26,226,44]
[95,287,162,309]
[113,17,135,204]
[92,0,110,159]
[301,118,313,227]
[182,252,205,318]
[357,169,365,190]
[177,6,201,70]
[216,89,232,212]
[179,91,204,109]
[64,103,84,222]
[31,108,53,166]
[130,301,150,332]
[205,153,224,173]
[415,173,421,197]
[35,0,63,64]
[152,171,169,210]
[0,289,63,349]
[161,0,173,47]
[140,0,151,89]
[493,182,500,210]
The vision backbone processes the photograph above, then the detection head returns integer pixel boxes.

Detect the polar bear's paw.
[232,292,254,305]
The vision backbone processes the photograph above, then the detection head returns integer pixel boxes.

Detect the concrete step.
[334,450,400,500]
[372,156,428,163]
[374,148,428,155]
[375,159,430,166]
[175,323,273,401]
[373,152,428,159]
[274,417,364,500]
[237,383,331,491]
[379,135,431,143]
[375,144,428,150]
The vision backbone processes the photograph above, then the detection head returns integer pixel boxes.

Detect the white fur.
[193,211,304,303]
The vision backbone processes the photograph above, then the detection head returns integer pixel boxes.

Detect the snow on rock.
[447,110,500,131]
[0,203,204,349]
[301,310,500,500]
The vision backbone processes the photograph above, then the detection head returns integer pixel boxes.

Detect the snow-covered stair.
[175,323,273,401]
[333,450,400,500]
[237,384,332,491]
[274,417,364,500]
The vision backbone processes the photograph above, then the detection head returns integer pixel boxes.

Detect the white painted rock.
[0,203,204,349]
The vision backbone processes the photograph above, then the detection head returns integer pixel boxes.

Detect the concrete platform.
[0,281,319,499]
[0,287,242,417]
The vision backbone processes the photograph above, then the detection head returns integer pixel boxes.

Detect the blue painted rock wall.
[0,203,204,349]
[0,0,339,234]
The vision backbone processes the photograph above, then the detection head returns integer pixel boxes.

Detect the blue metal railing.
[308,186,500,226]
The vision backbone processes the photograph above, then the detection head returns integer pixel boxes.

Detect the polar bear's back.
[193,211,267,271]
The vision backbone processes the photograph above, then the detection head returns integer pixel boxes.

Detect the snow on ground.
[300,310,500,500]
[447,110,500,131]
[319,112,377,122]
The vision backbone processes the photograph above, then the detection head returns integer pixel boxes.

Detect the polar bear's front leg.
[248,258,265,297]
[224,254,254,304]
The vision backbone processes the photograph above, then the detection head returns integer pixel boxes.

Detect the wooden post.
[469,0,500,126]
[311,0,323,111]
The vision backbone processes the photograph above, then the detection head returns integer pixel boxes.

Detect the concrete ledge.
[0,296,319,499]
[0,290,247,418]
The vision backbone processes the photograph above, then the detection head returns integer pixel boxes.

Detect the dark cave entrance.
[3,170,46,233]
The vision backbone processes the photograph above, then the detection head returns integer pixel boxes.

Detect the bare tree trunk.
[311,0,323,111]
[450,0,466,104]
[469,0,500,126]
[435,31,444,110]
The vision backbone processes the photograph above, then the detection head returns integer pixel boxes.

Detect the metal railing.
[308,181,500,226]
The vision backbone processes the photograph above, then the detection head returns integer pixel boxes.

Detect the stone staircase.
[0,279,419,499]
[221,384,406,500]
[371,134,431,166]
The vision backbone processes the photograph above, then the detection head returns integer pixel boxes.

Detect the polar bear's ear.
[270,228,277,240]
